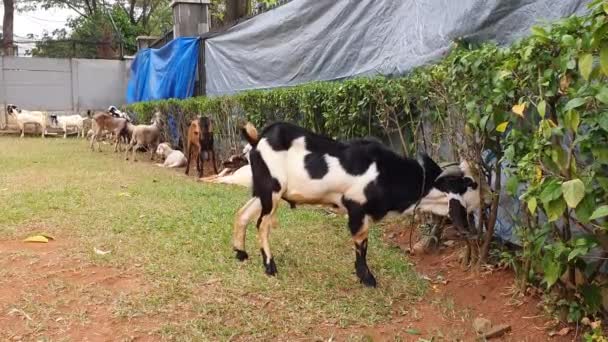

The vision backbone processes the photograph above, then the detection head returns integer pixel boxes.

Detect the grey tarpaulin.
[205,0,590,96]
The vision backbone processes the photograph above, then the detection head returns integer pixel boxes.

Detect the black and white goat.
[234,122,480,287]
[107,105,133,123]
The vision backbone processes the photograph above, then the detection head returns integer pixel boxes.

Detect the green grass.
[0,137,425,340]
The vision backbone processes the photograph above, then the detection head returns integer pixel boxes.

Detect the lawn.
[0,137,424,340]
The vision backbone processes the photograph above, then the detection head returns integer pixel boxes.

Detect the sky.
[0,5,74,55]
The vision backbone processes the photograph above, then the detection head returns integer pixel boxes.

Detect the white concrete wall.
[0,56,131,129]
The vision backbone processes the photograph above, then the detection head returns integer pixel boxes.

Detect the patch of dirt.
[0,238,161,341]
[321,225,573,341]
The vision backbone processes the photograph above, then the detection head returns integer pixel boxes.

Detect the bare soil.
[1,226,576,342]
[0,238,161,342]
[322,224,574,341]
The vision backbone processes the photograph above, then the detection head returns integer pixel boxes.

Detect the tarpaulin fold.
[127,37,200,103]
[205,0,590,96]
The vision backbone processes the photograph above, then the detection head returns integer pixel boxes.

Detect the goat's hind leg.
[257,192,281,276]
[233,197,262,261]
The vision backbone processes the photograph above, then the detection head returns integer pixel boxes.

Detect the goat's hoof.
[359,272,377,288]
[235,249,249,261]
[264,258,277,276]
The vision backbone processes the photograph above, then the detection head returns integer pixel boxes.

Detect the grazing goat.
[185,116,218,177]
[155,142,187,168]
[125,112,161,162]
[233,122,481,287]
[6,104,50,138]
[89,112,130,152]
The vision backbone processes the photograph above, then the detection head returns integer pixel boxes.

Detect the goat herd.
[5,104,484,287]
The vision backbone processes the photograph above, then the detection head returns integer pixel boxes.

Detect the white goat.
[6,104,50,138]
[56,114,86,138]
[200,144,252,187]
[155,142,187,168]
[125,112,161,162]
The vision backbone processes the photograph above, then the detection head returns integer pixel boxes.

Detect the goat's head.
[6,104,20,115]
[107,105,119,115]
[155,142,170,158]
[151,111,162,125]
[49,114,59,126]
[416,156,486,234]
[199,116,212,133]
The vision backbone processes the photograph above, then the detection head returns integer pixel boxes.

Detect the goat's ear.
[419,153,442,179]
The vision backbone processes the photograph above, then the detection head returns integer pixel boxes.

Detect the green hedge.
[127,0,608,325]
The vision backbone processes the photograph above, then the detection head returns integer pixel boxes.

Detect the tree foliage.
[24,0,172,58]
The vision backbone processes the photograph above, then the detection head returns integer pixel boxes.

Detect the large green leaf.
[540,179,563,206]
[537,100,547,118]
[579,53,594,81]
[528,197,538,214]
[598,112,608,132]
[561,179,585,208]
[563,97,587,112]
[567,247,588,262]
[542,254,563,288]
[601,43,608,76]
[589,205,608,220]
[576,194,596,223]
[506,176,519,195]
[546,198,567,222]
[595,87,608,104]
[564,110,580,132]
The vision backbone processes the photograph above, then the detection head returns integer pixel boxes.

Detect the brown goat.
[185,116,218,177]
[89,112,129,152]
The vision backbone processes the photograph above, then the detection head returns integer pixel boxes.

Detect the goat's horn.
[436,165,463,180]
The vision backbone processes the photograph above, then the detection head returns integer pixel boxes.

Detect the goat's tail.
[241,122,259,146]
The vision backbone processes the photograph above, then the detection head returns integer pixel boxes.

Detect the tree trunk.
[2,0,15,56]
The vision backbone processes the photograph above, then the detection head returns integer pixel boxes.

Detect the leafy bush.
[127,0,608,322]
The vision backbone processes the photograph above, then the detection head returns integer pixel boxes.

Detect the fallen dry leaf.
[23,235,49,243]
[94,247,111,255]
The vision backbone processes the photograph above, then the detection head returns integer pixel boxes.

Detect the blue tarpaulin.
[126,37,200,103]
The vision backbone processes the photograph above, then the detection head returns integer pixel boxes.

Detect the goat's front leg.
[233,197,262,261]
[19,123,24,138]
[211,149,218,174]
[124,141,135,160]
[63,124,68,139]
[150,143,157,161]
[185,146,192,175]
[197,148,203,178]
[41,124,46,138]
[345,200,376,287]
[132,144,141,162]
